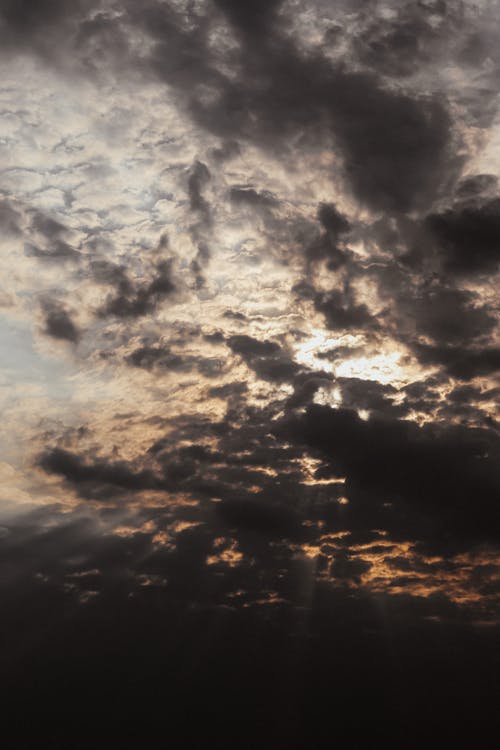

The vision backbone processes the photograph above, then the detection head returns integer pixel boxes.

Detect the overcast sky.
[1,1,499,747]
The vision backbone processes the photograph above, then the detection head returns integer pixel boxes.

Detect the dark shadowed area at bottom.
[2,579,497,749]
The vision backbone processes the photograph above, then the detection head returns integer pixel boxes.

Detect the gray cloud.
[41,299,80,343]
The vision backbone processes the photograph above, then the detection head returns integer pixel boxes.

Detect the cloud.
[229,187,279,210]
[317,203,351,235]
[0,199,21,235]
[97,260,175,319]
[39,446,163,498]
[41,299,80,343]
[415,343,500,381]
[1,4,499,744]
[127,345,186,372]
[26,211,80,262]
[132,1,458,214]
[427,197,500,275]
[405,287,496,345]
[212,0,284,36]
[0,0,101,66]
[215,495,302,538]
[277,403,500,550]
[188,160,211,216]
[227,334,300,382]
[126,340,224,378]
[313,289,376,332]
[227,335,281,358]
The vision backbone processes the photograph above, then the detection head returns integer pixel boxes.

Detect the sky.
[1,1,499,747]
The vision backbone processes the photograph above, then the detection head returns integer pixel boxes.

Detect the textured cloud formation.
[0,2,499,748]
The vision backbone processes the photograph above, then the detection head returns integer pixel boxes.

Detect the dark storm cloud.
[285,372,332,409]
[39,447,163,497]
[384,280,500,378]
[127,344,187,372]
[337,377,408,419]
[35,391,499,601]
[0,2,488,220]
[2,2,486,220]
[90,258,129,287]
[131,408,313,540]
[2,199,79,261]
[415,343,500,381]
[215,494,302,538]
[314,288,376,331]
[129,0,457,214]
[25,211,80,261]
[456,173,498,199]
[212,0,284,36]
[227,334,300,382]
[229,187,279,209]
[39,417,300,506]
[41,299,80,343]
[222,309,247,321]
[349,0,469,81]
[25,240,78,262]
[353,12,435,78]
[277,404,500,550]
[349,235,500,378]
[404,287,496,345]
[186,162,213,288]
[329,549,371,582]
[31,211,67,239]
[227,335,281,358]
[317,203,351,235]
[331,80,453,213]
[305,234,348,269]
[434,382,500,428]
[207,381,248,399]
[303,202,352,268]
[426,197,500,274]
[0,0,102,63]
[0,0,139,80]
[209,139,240,162]
[96,259,175,319]
[0,0,80,42]
[126,340,225,379]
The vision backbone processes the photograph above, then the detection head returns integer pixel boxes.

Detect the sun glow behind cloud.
[334,351,409,385]
[293,330,362,370]
[293,329,418,386]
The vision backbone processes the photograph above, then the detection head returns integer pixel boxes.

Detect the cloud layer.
[0,1,499,747]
